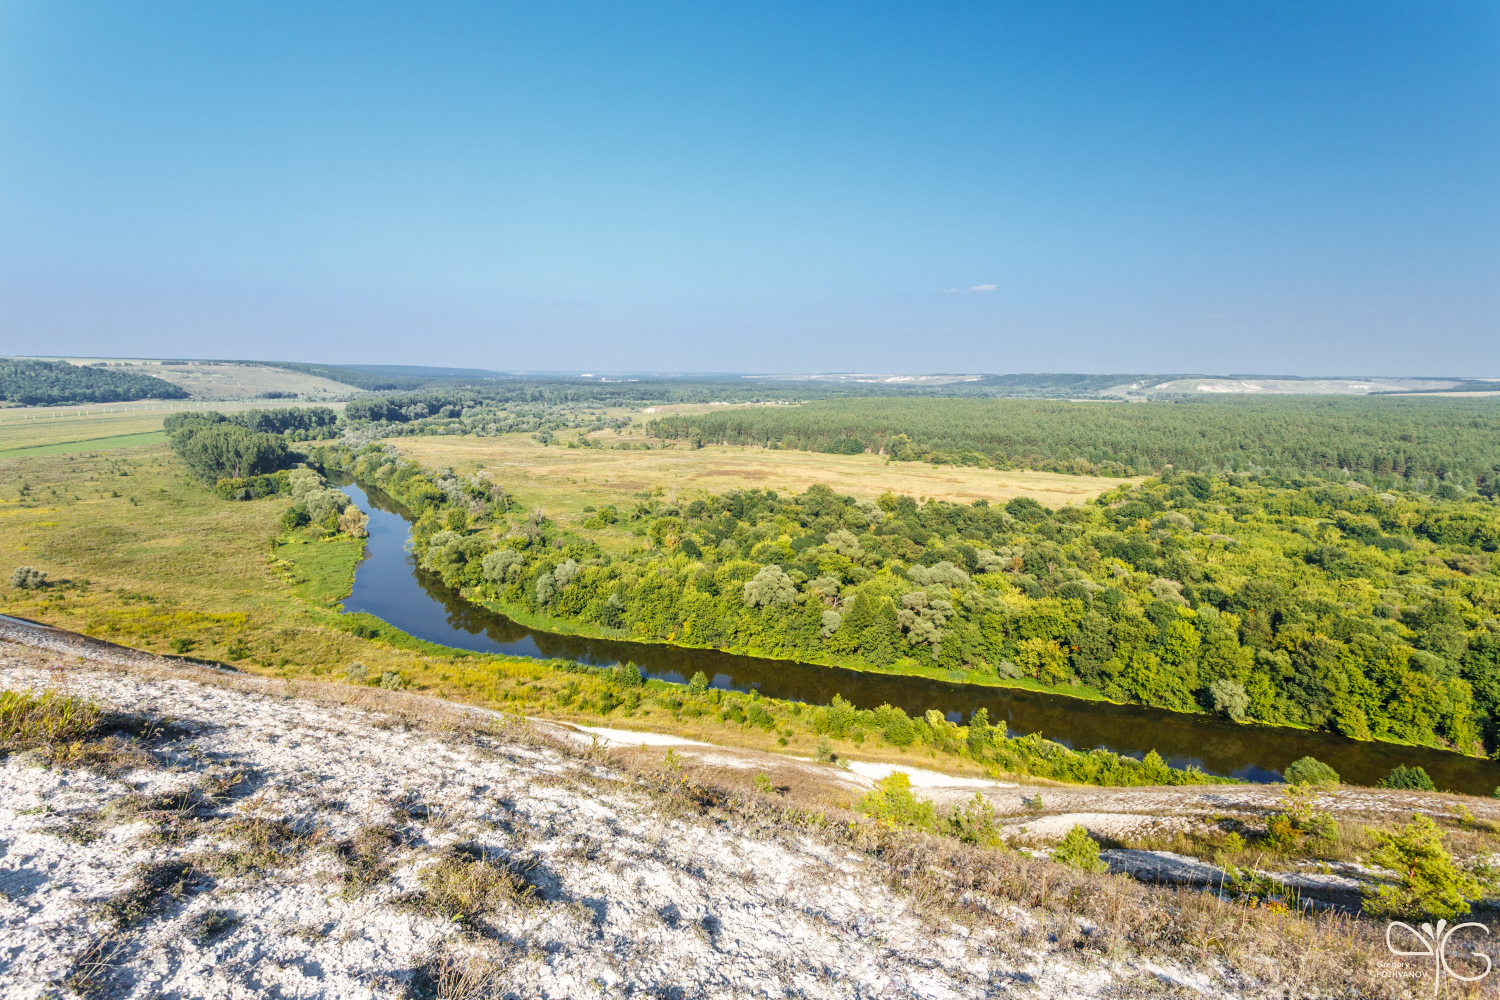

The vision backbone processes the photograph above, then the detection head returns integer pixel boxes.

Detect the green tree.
[1283,756,1340,788]
[1053,825,1109,873]
[1362,815,1482,920]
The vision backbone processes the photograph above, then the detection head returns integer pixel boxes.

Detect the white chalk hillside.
[0,649,1233,1000]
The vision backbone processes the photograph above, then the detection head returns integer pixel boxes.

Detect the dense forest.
[316,440,1500,757]
[0,358,189,406]
[650,396,1500,493]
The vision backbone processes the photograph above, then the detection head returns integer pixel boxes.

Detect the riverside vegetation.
[321,421,1500,759]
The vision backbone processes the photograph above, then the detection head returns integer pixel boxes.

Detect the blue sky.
[1,2,1495,374]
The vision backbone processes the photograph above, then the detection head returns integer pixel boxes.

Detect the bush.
[856,772,936,831]
[1053,824,1109,873]
[1283,756,1340,788]
[687,671,709,696]
[1379,765,1436,791]
[947,793,1002,847]
[9,565,47,589]
[1362,814,1482,920]
[379,671,405,691]
[345,662,368,684]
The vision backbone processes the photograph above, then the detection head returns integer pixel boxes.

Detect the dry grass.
[389,431,1138,520]
[404,845,535,924]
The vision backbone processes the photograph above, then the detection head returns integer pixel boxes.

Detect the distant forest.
[650,396,1500,493]
[0,359,189,406]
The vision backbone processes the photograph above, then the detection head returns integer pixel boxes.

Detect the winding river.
[337,481,1500,794]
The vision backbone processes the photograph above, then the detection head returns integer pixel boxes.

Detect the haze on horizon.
[0,2,1496,376]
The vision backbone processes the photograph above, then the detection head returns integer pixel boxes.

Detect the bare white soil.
[0,651,1223,1000]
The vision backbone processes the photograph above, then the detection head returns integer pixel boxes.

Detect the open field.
[389,432,1140,528]
[0,400,345,455]
[144,362,360,400]
[22,358,362,400]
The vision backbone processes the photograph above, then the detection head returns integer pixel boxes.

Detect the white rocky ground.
[0,645,1233,1000]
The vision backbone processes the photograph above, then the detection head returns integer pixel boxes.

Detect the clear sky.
[1,2,1495,375]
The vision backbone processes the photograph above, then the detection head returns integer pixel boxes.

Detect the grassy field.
[0,399,346,455]
[390,430,1139,532]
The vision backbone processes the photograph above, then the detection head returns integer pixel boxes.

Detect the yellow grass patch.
[388,432,1140,517]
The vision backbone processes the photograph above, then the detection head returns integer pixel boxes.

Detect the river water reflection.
[337,481,1500,794]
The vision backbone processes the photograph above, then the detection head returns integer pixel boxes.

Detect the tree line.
[0,358,189,406]
[649,396,1500,493]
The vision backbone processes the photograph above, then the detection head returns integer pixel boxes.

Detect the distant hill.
[0,359,190,406]
[269,362,511,391]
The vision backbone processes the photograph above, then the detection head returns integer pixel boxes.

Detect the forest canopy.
[163,408,337,481]
[650,396,1500,492]
[0,358,190,406]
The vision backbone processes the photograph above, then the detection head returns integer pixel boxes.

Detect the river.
[336,481,1500,793]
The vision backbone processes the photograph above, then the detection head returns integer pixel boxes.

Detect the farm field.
[119,361,359,400]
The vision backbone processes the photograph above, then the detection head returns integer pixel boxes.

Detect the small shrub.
[10,565,47,589]
[1379,765,1436,791]
[1053,825,1108,873]
[857,772,936,831]
[1283,756,1339,788]
[409,847,531,924]
[344,662,368,684]
[333,825,403,894]
[168,638,195,655]
[687,671,709,696]
[98,860,202,928]
[1026,793,1045,813]
[752,773,775,795]
[188,908,239,943]
[947,793,1002,847]
[815,736,834,762]
[378,671,405,691]
[1362,814,1482,920]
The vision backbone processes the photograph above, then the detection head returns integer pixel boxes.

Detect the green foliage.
[10,565,48,589]
[947,793,1003,846]
[1379,765,1437,791]
[856,772,937,831]
[167,415,289,483]
[1283,756,1340,788]
[214,470,291,500]
[0,358,188,405]
[1362,814,1482,920]
[1053,825,1109,873]
[651,395,1500,487]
